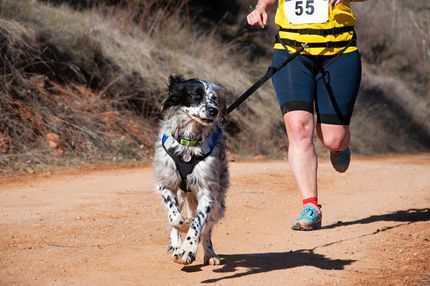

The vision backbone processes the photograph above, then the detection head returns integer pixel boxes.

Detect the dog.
[153,75,229,265]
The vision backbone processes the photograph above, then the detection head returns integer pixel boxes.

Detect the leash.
[226,44,306,115]
[226,31,356,115]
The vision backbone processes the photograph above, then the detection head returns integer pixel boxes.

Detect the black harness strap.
[161,129,220,192]
[279,26,354,36]
[162,141,211,192]
[275,36,356,49]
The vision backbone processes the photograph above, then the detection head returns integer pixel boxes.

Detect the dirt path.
[1,156,429,286]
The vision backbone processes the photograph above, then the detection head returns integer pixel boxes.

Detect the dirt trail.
[1,156,429,286]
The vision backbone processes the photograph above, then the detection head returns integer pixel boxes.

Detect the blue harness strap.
[161,128,221,192]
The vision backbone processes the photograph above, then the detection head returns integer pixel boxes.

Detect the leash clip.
[299,43,309,54]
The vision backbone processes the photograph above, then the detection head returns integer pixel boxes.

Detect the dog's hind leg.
[185,192,198,219]
[202,223,220,265]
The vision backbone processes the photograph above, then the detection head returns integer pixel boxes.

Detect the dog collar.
[178,137,204,147]
[162,126,221,151]
[166,130,204,147]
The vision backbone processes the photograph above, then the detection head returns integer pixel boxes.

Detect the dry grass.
[351,0,430,154]
[0,0,429,174]
[354,0,430,80]
[0,2,158,172]
[0,0,282,174]
[351,62,430,154]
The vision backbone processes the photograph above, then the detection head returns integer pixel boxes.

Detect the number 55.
[295,0,315,16]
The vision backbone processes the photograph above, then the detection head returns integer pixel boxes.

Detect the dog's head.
[162,75,226,126]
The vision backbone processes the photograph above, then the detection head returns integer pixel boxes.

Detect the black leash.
[226,31,356,115]
[226,44,306,115]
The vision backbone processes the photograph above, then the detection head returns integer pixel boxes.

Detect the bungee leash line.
[226,44,306,115]
[226,31,355,115]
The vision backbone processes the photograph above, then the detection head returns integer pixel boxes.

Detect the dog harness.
[161,127,221,192]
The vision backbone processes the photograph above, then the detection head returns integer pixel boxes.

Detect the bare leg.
[283,111,317,200]
[316,123,350,152]
[317,123,351,172]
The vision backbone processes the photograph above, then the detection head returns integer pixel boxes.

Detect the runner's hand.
[247,6,268,28]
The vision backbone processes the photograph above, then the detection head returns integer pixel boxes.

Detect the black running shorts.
[271,49,362,125]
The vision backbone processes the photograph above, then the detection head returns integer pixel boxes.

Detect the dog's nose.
[208,107,218,117]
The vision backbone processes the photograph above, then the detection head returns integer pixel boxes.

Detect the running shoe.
[330,147,351,173]
[291,203,322,231]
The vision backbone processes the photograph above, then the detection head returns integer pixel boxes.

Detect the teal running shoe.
[330,147,351,173]
[291,203,322,231]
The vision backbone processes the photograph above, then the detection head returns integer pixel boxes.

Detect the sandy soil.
[1,155,429,286]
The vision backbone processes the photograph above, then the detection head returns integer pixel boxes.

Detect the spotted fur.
[153,75,229,265]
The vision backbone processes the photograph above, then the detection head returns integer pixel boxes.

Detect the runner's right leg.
[283,111,322,230]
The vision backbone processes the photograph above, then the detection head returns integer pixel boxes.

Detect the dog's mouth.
[201,118,214,124]
[186,111,214,126]
[194,116,214,126]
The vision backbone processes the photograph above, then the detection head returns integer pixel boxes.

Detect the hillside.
[0,0,429,174]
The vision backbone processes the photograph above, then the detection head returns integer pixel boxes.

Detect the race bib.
[284,0,329,24]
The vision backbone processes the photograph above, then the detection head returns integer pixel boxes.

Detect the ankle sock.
[303,197,318,207]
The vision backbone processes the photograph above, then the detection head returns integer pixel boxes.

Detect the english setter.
[153,75,229,265]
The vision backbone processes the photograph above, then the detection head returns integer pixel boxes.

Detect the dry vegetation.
[355,0,430,78]
[0,0,429,174]
[0,0,281,174]
[352,0,430,154]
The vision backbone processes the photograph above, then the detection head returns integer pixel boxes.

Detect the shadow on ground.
[182,208,430,283]
[182,250,355,283]
[322,208,430,230]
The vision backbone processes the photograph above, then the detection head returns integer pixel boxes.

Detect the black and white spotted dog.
[153,75,229,265]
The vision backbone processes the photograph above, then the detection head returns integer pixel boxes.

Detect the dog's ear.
[168,74,185,94]
[163,75,185,111]
[213,83,227,116]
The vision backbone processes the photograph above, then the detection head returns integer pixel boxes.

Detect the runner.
[247,0,367,230]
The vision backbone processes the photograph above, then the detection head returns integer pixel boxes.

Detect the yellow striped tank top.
[274,0,357,55]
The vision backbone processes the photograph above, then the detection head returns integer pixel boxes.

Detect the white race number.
[284,0,329,24]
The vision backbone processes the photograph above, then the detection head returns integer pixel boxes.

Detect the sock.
[303,197,318,207]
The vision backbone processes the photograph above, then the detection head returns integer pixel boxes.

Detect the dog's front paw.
[179,250,196,265]
[172,249,196,265]
[204,255,221,266]
[171,247,183,262]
